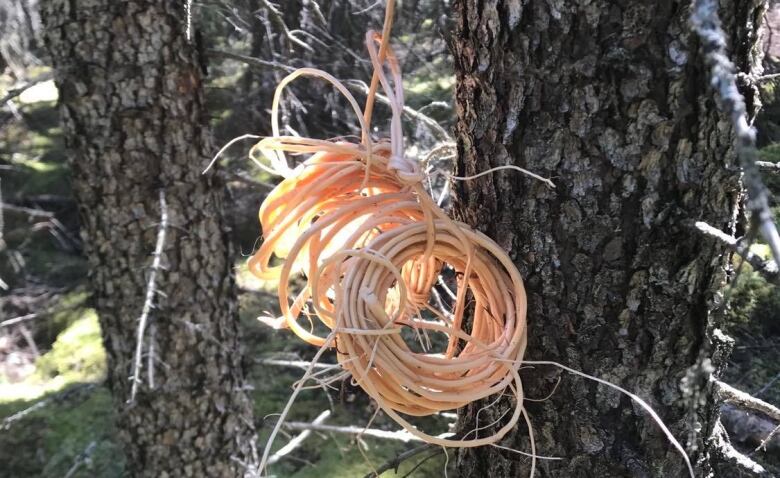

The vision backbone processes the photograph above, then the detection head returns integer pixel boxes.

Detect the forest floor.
[1,59,779,477]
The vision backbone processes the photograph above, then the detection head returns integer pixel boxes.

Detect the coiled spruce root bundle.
[239,2,551,475]
[248,10,531,451]
[241,2,697,476]
[252,143,530,427]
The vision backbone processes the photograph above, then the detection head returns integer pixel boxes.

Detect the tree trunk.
[452,0,762,476]
[40,1,256,476]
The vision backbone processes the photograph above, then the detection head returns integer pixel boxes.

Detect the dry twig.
[282,421,449,443]
[754,422,780,454]
[254,358,335,370]
[0,178,6,291]
[268,410,331,465]
[695,221,778,281]
[714,379,780,424]
[692,0,780,270]
[128,190,168,403]
[206,49,451,141]
[711,421,771,476]
[756,161,780,173]
[63,441,97,478]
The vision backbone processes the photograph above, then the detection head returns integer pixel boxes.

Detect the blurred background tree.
[38,1,257,476]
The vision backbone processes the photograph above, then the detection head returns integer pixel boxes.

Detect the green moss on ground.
[0,304,105,400]
[0,386,122,478]
[284,435,449,478]
[33,311,106,386]
[0,307,117,478]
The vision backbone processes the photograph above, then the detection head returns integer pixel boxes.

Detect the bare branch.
[1,398,50,431]
[695,221,778,281]
[148,324,156,390]
[353,0,383,16]
[255,356,338,410]
[755,372,780,398]
[63,441,97,478]
[754,422,780,454]
[128,190,168,404]
[254,357,336,370]
[0,313,37,328]
[18,324,39,357]
[1,384,96,430]
[755,161,780,173]
[282,421,450,443]
[1,203,55,218]
[0,178,4,248]
[345,80,452,141]
[713,379,780,423]
[711,421,771,476]
[257,0,315,52]
[751,72,780,83]
[691,1,780,270]
[207,49,296,74]
[0,291,88,328]
[268,410,331,465]
[0,73,54,107]
[205,49,452,142]
[0,178,7,291]
[185,0,193,43]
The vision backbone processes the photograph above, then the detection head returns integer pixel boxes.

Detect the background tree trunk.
[452,0,762,476]
[40,1,256,476]
[0,0,41,76]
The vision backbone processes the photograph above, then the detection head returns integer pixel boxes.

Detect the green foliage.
[721,151,780,330]
[1,101,68,194]
[725,261,780,331]
[0,98,82,289]
[722,256,780,405]
[752,286,780,335]
[39,388,124,477]
[0,306,115,477]
[0,306,105,402]
[285,436,449,478]
[33,311,106,385]
[48,291,91,334]
[725,264,772,327]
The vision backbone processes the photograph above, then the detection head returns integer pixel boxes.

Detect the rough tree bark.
[41,1,256,476]
[452,0,763,476]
